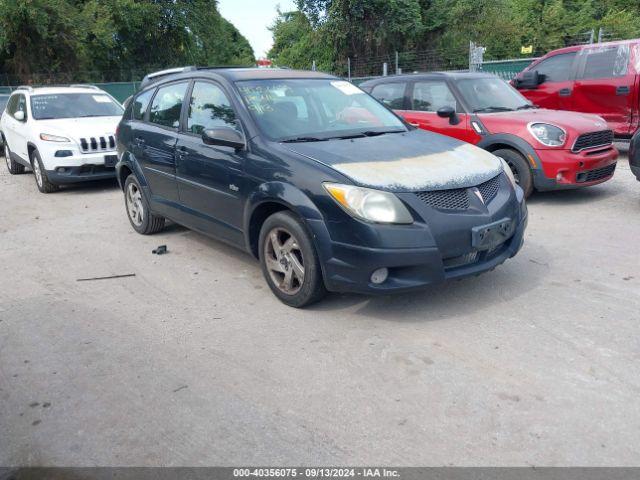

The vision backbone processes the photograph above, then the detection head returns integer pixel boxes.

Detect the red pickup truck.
[513,39,639,139]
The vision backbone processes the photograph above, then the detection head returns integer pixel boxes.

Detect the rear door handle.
[176,146,189,159]
[616,85,630,95]
[559,88,572,97]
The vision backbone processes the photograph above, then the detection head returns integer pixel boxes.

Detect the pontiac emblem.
[473,188,485,204]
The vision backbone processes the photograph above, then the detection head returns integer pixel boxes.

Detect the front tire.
[493,148,533,197]
[4,143,25,175]
[259,211,327,308]
[123,174,165,234]
[30,150,59,193]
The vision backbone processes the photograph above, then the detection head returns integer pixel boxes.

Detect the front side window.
[456,77,531,112]
[30,93,123,120]
[534,52,577,82]
[411,81,457,112]
[187,82,238,134]
[236,79,406,141]
[370,83,406,109]
[579,44,629,80]
[6,94,19,115]
[132,89,154,121]
[149,82,188,128]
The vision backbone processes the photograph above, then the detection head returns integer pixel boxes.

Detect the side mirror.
[202,127,245,150]
[13,110,25,121]
[514,70,543,89]
[436,106,460,125]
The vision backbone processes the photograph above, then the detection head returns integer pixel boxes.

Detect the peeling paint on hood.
[282,129,503,192]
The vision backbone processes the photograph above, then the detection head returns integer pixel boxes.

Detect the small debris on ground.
[152,245,168,255]
[77,273,136,282]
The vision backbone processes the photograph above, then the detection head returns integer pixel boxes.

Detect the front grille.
[572,130,613,152]
[477,174,501,204]
[415,187,469,210]
[415,174,502,211]
[576,163,616,183]
[79,135,115,153]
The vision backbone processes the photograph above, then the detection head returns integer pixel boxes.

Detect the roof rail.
[140,66,198,89]
[69,84,100,90]
[15,85,34,92]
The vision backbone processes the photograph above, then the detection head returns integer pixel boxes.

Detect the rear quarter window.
[132,89,154,121]
[579,44,630,80]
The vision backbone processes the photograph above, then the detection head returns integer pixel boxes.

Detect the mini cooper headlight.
[324,183,413,224]
[527,123,566,147]
[40,133,70,142]
[499,158,517,188]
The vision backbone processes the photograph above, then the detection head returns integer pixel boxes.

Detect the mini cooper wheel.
[494,148,533,197]
[30,150,58,193]
[259,211,326,308]
[123,174,165,234]
[4,143,25,175]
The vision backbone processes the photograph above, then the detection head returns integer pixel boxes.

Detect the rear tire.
[4,143,26,175]
[259,211,327,308]
[123,174,165,234]
[493,148,533,197]
[30,150,59,193]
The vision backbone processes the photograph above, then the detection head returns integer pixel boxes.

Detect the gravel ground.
[0,148,639,466]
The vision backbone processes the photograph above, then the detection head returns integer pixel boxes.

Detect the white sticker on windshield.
[331,81,362,95]
[92,95,112,103]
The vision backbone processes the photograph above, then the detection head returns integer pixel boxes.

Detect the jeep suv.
[116,67,527,307]
[0,85,123,193]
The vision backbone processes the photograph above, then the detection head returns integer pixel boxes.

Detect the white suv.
[0,85,123,193]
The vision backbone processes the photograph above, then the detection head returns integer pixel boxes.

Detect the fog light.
[371,267,388,284]
[55,150,72,157]
[57,167,66,173]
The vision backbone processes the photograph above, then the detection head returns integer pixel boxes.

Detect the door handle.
[176,147,189,159]
[134,137,145,146]
[559,88,572,97]
[616,85,630,96]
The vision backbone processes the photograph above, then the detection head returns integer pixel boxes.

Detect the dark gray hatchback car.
[116,67,528,307]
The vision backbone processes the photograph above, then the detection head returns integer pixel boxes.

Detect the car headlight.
[323,183,413,224]
[499,158,517,188]
[40,133,70,142]
[527,123,566,147]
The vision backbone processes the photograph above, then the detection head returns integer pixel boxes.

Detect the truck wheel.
[259,211,327,308]
[493,148,533,197]
[4,143,25,175]
[123,174,165,234]
[30,150,59,193]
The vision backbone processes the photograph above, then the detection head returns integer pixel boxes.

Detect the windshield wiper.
[516,104,536,110]
[473,106,514,113]
[328,129,405,140]
[281,136,327,143]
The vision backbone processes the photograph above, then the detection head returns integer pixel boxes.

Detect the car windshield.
[235,79,406,141]
[456,77,532,112]
[30,93,124,120]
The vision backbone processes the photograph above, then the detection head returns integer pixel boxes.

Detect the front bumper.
[40,147,117,184]
[533,146,618,191]
[309,182,528,295]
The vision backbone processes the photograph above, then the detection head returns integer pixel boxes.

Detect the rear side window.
[186,82,238,134]
[132,89,154,120]
[411,81,458,112]
[534,52,577,82]
[149,82,188,128]
[579,44,629,80]
[370,83,406,109]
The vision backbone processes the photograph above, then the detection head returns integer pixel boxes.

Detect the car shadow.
[527,182,619,206]
[57,178,120,194]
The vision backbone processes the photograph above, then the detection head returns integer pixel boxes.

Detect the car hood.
[480,109,608,132]
[35,116,121,141]
[281,129,503,192]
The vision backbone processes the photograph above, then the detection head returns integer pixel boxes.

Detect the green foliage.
[269,0,640,71]
[0,0,255,82]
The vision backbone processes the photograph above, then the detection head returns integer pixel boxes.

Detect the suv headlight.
[499,158,517,188]
[527,123,566,147]
[324,183,413,224]
[40,133,70,142]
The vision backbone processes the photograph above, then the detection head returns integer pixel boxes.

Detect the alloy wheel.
[32,157,43,187]
[126,182,144,227]
[264,227,305,295]
[499,156,521,184]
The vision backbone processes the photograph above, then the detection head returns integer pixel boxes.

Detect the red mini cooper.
[361,72,618,196]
